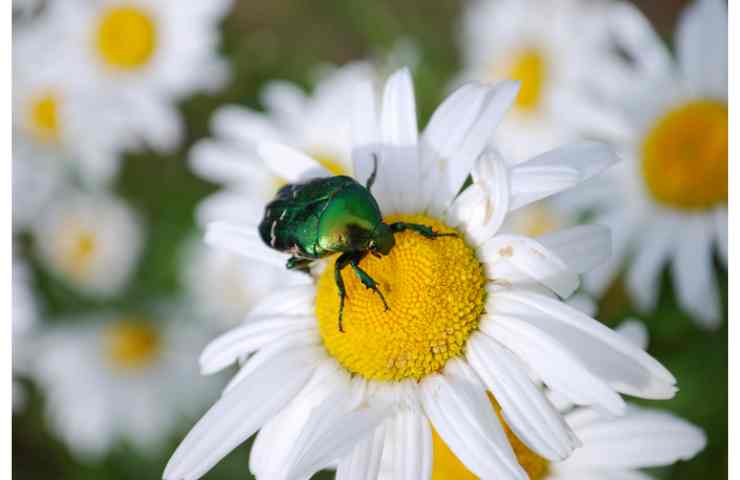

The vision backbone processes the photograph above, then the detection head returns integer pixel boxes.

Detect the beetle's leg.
[350,254,390,312]
[389,222,457,239]
[334,252,354,333]
[365,153,379,191]
[287,256,313,274]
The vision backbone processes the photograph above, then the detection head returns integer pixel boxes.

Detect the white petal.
[257,142,330,182]
[388,408,432,480]
[625,217,675,312]
[714,207,728,266]
[223,329,322,395]
[248,284,315,317]
[419,368,527,479]
[336,423,386,480]
[211,105,282,147]
[188,139,269,185]
[444,81,520,199]
[260,80,308,129]
[286,396,391,480]
[615,320,649,351]
[537,225,611,274]
[483,313,625,415]
[249,360,351,478]
[199,315,315,374]
[672,215,721,329]
[584,211,640,295]
[564,405,706,470]
[450,149,510,246]
[492,290,677,400]
[509,142,620,210]
[607,1,673,78]
[163,346,322,480]
[480,234,579,299]
[676,0,727,98]
[466,333,579,461]
[380,68,420,213]
[196,191,264,226]
[205,221,288,268]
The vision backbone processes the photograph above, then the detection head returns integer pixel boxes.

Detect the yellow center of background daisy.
[641,100,727,210]
[96,6,157,70]
[29,92,61,143]
[432,394,549,479]
[507,48,547,112]
[56,224,98,280]
[316,214,486,381]
[105,319,161,369]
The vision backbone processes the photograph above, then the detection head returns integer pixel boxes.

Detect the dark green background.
[14,0,726,478]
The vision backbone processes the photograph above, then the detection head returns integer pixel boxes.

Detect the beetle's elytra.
[258,157,454,332]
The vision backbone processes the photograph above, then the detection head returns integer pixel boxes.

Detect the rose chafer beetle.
[258,157,453,332]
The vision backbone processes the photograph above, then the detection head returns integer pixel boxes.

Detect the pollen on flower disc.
[316,214,487,381]
[641,100,727,210]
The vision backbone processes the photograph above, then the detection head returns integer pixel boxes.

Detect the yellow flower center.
[105,318,161,370]
[502,48,547,112]
[96,6,157,70]
[56,224,98,280]
[28,92,61,143]
[432,394,549,479]
[641,100,728,210]
[316,214,486,381]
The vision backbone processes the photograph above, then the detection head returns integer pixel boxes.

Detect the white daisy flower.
[44,0,233,153]
[456,0,614,163]
[190,62,377,226]
[32,190,143,298]
[566,0,728,328]
[30,307,219,459]
[181,237,307,330]
[13,16,134,186]
[164,69,677,480]
[422,319,705,479]
[426,401,706,480]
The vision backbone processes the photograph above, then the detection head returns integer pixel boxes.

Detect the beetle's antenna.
[366,153,379,191]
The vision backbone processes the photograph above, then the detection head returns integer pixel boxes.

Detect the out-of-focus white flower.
[43,0,233,154]
[456,0,613,163]
[13,258,40,412]
[181,238,307,330]
[563,0,728,329]
[32,191,143,298]
[13,16,134,186]
[190,62,378,226]
[164,69,675,480]
[30,307,220,459]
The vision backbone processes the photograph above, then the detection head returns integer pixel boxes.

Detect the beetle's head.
[370,222,395,256]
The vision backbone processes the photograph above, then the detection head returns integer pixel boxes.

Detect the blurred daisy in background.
[31,191,143,298]
[12,141,63,231]
[566,0,728,328]
[44,0,233,153]
[181,238,307,331]
[12,258,40,411]
[190,62,377,226]
[456,0,613,163]
[29,307,220,459]
[13,15,134,186]
[165,69,677,480]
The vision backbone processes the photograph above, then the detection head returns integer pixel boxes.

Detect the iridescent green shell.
[258,175,384,259]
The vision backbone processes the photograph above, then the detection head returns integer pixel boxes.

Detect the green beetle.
[258,158,453,332]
